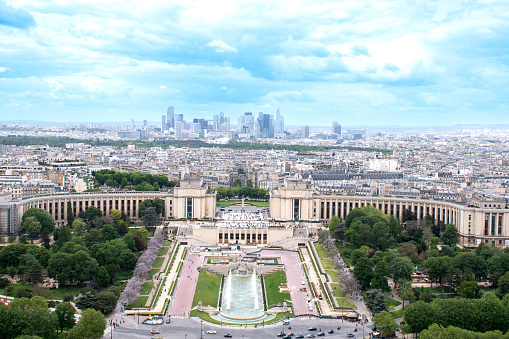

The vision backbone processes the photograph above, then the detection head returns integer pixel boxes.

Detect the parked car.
[207,330,217,334]
[150,330,160,334]
[224,334,232,338]
[346,334,355,338]
[328,330,334,334]
[307,335,315,338]
[308,327,317,331]
[317,332,325,337]
[296,335,304,339]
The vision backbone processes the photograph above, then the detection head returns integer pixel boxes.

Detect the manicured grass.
[321,258,334,269]
[140,282,154,295]
[147,269,159,279]
[192,270,221,308]
[385,297,402,308]
[417,286,454,294]
[336,298,356,309]
[326,269,340,283]
[158,246,170,256]
[217,200,270,207]
[126,296,149,309]
[152,256,165,268]
[265,270,291,308]
[330,283,346,297]
[390,308,405,319]
[314,243,328,258]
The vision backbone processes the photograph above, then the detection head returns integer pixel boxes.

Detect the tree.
[67,201,74,226]
[353,256,373,289]
[499,271,509,295]
[399,280,415,309]
[22,208,55,233]
[40,228,51,249]
[22,217,42,243]
[94,291,117,314]
[373,311,398,337]
[402,208,417,223]
[95,266,110,287]
[138,199,153,216]
[458,280,478,298]
[371,259,391,292]
[72,250,99,285]
[101,224,119,241]
[56,224,72,247]
[425,256,451,286]
[152,198,164,214]
[327,215,340,234]
[400,243,419,263]
[404,300,436,333]
[67,308,106,339]
[142,207,159,227]
[441,224,459,246]
[55,302,76,333]
[109,209,121,220]
[389,257,413,287]
[72,219,86,236]
[47,252,73,285]
[105,264,119,283]
[118,250,137,271]
[21,255,44,285]
[365,288,386,314]
[84,206,103,222]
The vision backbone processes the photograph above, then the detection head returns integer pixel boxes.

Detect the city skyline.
[1,1,509,126]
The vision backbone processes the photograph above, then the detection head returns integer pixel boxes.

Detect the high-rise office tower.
[131,119,135,130]
[175,114,184,122]
[161,116,166,131]
[143,120,147,128]
[274,108,285,137]
[167,106,175,128]
[193,122,201,133]
[257,113,274,138]
[301,125,309,138]
[175,121,184,138]
[332,121,341,135]
[224,117,230,132]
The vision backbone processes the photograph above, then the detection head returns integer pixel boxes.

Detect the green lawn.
[217,200,270,207]
[158,246,170,256]
[152,256,165,268]
[147,269,159,279]
[330,283,346,297]
[192,270,221,308]
[314,243,328,258]
[265,270,291,308]
[190,310,293,326]
[390,308,405,319]
[126,296,149,309]
[140,282,154,295]
[321,258,334,269]
[326,270,340,283]
[336,298,356,309]
[385,297,402,308]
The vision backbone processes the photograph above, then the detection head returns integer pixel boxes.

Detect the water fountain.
[211,262,274,323]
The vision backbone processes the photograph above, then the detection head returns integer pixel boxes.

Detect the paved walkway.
[170,254,201,317]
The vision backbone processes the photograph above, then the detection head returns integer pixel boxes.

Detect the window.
[485,215,489,236]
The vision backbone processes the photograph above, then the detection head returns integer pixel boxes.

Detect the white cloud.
[205,40,237,53]
[0,67,9,72]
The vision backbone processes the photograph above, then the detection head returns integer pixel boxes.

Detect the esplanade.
[2,176,509,248]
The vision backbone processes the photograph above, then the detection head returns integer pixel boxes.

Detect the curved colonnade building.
[0,178,216,235]
[2,177,509,248]
[270,180,509,248]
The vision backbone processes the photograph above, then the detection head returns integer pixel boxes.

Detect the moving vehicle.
[224,334,232,338]
[306,335,315,338]
[308,327,317,331]
[150,330,160,334]
[296,335,304,339]
[317,332,325,337]
[207,330,217,334]
[346,334,355,338]
[328,330,334,334]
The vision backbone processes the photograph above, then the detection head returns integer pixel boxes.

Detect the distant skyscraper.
[175,114,184,122]
[257,113,274,138]
[332,121,341,135]
[143,120,147,128]
[131,119,135,130]
[274,108,285,137]
[161,115,166,131]
[224,117,230,132]
[301,125,309,138]
[175,121,184,138]
[167,106,175,128]
[239,112,254,134]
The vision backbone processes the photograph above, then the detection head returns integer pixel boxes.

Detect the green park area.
[152,256,165,268]
[140,282,154,295]
[192,270,221,308]
[264,270,291,308]
[158,246,170,256]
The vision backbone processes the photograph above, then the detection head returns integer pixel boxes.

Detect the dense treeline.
[1,206,149,316]
[216,179,269,200]
[328,204,509,336]
[92,169,179,191]
[0,135,391,154]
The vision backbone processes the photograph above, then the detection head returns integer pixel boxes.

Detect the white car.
[207,330,217,334]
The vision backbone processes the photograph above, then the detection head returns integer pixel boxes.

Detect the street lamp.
[110,321,113,339]
[137,299,140,325]
[200,320,204,339]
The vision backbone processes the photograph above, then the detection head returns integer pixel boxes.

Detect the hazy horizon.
[1,1,508,126]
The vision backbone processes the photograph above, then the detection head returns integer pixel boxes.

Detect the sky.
[0,0,509,126]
